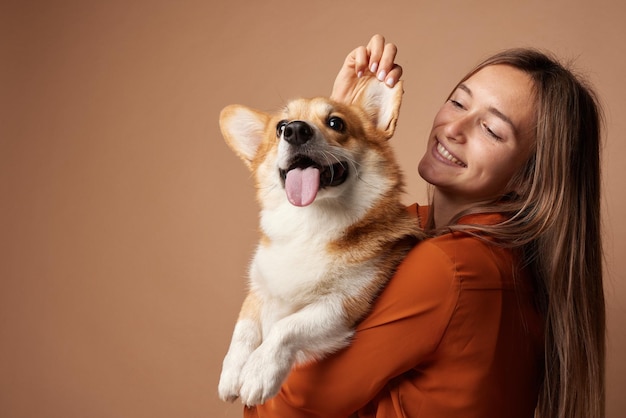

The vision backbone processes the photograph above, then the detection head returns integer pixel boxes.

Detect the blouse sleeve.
[244,239,460,418]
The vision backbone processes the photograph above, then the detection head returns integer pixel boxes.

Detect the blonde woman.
[244,34,605,418]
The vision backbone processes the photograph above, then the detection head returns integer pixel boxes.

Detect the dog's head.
[219,76,404,209]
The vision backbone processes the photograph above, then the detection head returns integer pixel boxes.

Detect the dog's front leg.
[238,296,353,406]
[218,291,263,403]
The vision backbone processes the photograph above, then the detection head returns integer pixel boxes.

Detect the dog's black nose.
[283,121,313,146]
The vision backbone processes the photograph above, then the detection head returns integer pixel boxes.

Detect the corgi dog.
[217,75,424,406]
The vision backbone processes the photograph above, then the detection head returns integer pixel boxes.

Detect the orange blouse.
[244,204,544,418]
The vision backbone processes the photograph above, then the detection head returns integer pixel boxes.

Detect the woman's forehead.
[464,65,536,124]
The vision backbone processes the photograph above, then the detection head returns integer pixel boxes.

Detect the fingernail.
[386,77,395,87]
[357,70,363,78]
[377,70,386,82]
[370,62,378,74]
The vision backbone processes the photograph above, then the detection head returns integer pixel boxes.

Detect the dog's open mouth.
[279,156,349,207]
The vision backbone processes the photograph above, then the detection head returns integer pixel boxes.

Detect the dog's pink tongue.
[285,167,320,207]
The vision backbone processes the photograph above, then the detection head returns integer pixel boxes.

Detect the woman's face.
[418,64,536,203]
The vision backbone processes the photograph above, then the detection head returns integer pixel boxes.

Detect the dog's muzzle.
[278,121,349,207]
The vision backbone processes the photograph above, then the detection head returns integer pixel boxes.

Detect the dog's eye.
[327,116,345,133]
[276,120,288,138]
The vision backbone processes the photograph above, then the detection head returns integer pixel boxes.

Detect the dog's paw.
[218,319,264,403]
[237,343,293,406]
[218,344,253,402]
[218,366,241,403]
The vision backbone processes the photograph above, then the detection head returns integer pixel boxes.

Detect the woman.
[243,35,605,418]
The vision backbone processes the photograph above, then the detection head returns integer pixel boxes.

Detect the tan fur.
[238,291,262,322]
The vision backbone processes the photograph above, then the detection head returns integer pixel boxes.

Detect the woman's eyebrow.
[458,83,516,132]
[458,83,472,96]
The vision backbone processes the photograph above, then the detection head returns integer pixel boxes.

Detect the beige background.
[1,0,624,417]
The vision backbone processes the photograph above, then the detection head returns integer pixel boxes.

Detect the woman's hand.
[330,34,403,104]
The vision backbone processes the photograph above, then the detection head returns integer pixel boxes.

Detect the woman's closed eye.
[448,99,465,109]
[482,121,503,140]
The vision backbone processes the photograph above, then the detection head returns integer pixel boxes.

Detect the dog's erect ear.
[352,76,404,140]
[219,105,271,169]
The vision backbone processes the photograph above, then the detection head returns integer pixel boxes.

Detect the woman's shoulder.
[403,228,502,275]
[406,203,506,257]
[404,203,523,291]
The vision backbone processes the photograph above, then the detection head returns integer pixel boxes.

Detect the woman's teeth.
[437,142,467,167]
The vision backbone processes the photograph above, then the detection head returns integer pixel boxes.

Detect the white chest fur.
[252,202,370,301]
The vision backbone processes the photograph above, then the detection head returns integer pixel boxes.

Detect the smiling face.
[418,64,536,208]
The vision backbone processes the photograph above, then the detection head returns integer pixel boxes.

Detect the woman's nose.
[443,114,470,143]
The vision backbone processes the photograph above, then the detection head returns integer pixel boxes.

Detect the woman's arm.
[244,241,460,417]
[330,34,403,104]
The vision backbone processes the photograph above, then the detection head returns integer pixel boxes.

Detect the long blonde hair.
[430,49,605,418]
